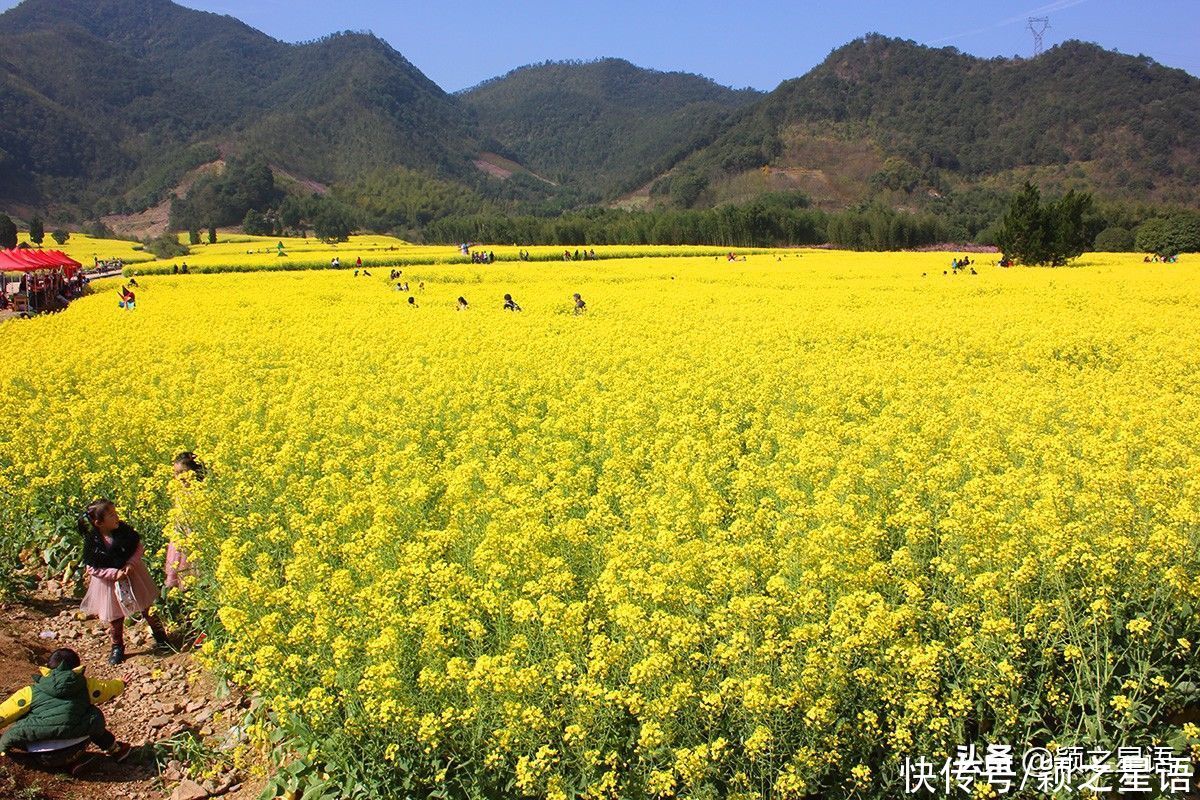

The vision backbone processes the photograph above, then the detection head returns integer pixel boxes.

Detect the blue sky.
[4,0,1197,91]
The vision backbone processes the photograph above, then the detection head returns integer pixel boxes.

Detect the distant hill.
[658,35,1200,209]
[0,0,485,215]
[461,59,761,201]
[1,3,1197,235]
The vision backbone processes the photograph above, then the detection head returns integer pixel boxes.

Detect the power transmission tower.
[1027,17,1050,57]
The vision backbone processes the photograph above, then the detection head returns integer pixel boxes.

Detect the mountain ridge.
[0,0,1197,235]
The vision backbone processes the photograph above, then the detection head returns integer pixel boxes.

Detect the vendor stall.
[0,248,85,315]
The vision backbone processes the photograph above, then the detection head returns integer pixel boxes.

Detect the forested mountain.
[657,35,1200,209]
[0,0,484,214]
[461,59,761,201]
[0,1,1197,239]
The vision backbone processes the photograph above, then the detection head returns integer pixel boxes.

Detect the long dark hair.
[173,451,207,481]
[77,498,139,569]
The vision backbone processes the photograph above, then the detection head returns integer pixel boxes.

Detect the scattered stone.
[171,779,209,800]
[38,630,57,639]
[149,714,172,729]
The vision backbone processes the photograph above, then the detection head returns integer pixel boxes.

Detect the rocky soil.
[0,592,266,800]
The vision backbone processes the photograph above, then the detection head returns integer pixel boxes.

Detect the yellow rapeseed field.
[14,231,157,264]
[1,251,1198,798]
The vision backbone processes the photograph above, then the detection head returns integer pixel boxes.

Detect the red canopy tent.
[0,249,38,272]
[50,251,83,277]
[0,249,80,277]
[1,249,85,313]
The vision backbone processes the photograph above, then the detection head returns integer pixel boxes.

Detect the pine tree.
[996,183,1092,266]
[29,215,44,245]
[0,214,17,249]
[996,183,1046,265]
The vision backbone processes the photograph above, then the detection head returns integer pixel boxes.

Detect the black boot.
[152,627,173,652]
[108,644,125,665]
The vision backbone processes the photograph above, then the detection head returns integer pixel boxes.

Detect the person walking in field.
[0,648,132,773]
[408,296,418,308]
[78,499,171,665]
[164,452,205,592]
[573,293,586,314]
[457,296,469,311]
[503,293,522,312]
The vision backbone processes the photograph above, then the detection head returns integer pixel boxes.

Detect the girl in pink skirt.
[78,498,171,665]
[163,451,205,591]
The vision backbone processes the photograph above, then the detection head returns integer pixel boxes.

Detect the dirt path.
[1,591,264,800]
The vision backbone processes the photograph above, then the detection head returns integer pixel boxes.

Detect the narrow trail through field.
[0,591,263,800]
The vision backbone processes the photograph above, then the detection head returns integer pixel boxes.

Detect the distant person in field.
[0,648,132,772]
[418,281,424,292]
[78,499,171,665]
[128,277,139,288]
[970,267,978,275]
[503,293,522,312]
[394,282,403,291]
[164,452,205,592]
[180,262,189,274]
[356,257,362,269]
[354,269,359,278]
[408,296,418,308]
[457,296,469,311]
[573,293,586,315]
[363,270,371,277]
[118,286,135,310]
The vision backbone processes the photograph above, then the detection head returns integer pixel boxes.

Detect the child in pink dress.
[78,499,171,665]
[163,452,205,590]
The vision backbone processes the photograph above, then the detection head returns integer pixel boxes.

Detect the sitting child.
[0,648,130,772]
